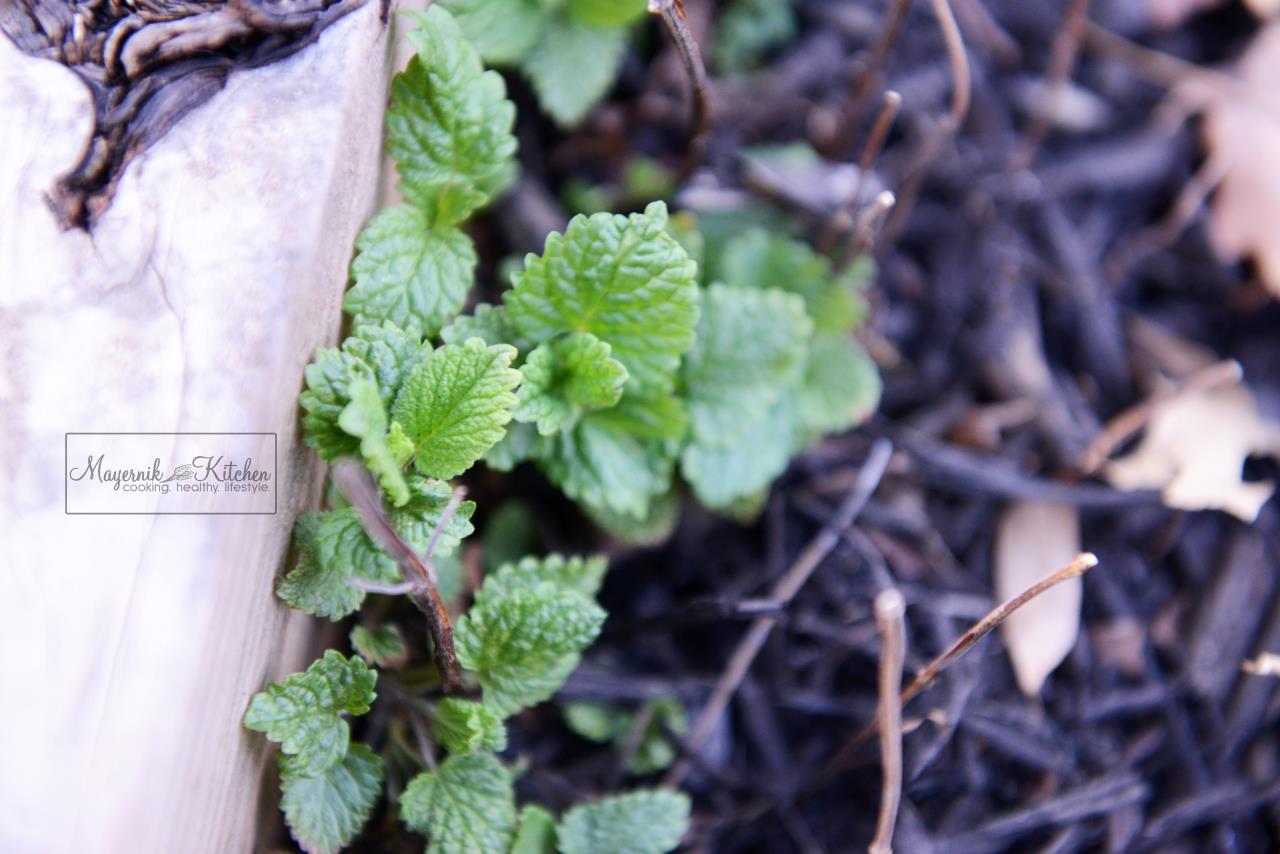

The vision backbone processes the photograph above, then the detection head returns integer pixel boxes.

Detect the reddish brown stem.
[331,459,464,693]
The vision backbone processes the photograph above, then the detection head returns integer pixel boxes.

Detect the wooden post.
[0,3,391,850]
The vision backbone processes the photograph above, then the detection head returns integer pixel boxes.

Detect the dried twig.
[1015,0,1092,169]
[839,0,911,150]
[881,0,971,244]
[900,552,1097,705]
[1241,653,1280,676]
[869,589,907,854]
[824,552,1099,776]
[823,92,901,264]
[648,0,712,169]
[665,439,894,787]
[331,459,465,693]
[1078,359,1243,475]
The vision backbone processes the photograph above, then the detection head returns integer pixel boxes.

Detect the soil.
[442,2,1280,852]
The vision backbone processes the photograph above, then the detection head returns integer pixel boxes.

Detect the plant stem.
[869,588,906,854]
[649,0,712,170]
[331,459,464,693]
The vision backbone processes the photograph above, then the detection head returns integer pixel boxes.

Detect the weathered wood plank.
[0,3,390,850]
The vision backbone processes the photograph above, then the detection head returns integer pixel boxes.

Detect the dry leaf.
[995,501,1083,695]
[1103,380,1280,521]
[1204,21,1280,296]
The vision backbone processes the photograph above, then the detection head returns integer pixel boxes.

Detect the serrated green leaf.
[792,332,881,440]
[393,338,522,480]
[400,752,517,854]
[345,205,477,336]
[441,303,529,350]
[350,623,409,669]
[567,0,646,26]
[717,228,864,333]
[681,284,811,446]
[511,804,559,854]
[521,13,628,126]
[556,789,690,854]
[712,0,797,74]
[484,421,547,472]
[582,488,680,545]
[279,742,384,854]
[301,322,428,461]
[244,651,376,777]
[432,698,509,754]
[388,7,518,226]
[339,378,412,506]
[680,404,794,510]
[440,0,547,64]
[456,583,606,716]
[476,553,609,606]
[539,409,680,520]
[516,333,629,435]
[279,480,475,620]
[506,203,699,391]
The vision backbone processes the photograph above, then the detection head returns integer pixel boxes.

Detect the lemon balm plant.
[244,7,879,852]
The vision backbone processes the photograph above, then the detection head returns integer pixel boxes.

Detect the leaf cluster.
[441,0,646,126]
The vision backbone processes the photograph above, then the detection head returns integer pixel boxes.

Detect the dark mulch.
[364,1,1280,852]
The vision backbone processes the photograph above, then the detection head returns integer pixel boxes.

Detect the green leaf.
[455,583,606,717]
[339,378,412,506]
[439,0,548,64]
[388,7,518,226]
[350,623,409,669]
[432,698,509,754]
[567,0,646,26]
[562,701,626,743]
[511,805,559,854]
[556,789,690,854]
[792,332,881,440]
[279,480,475,620]
[400,752,517,854]
[680,404,795,510]
[505,202,699,392]
[712,0,797,74]
[441,303,528,350]
[680,284,811,446]
[392,338,522,480]
[244,651,377,777]
[716,228,864,332]
[484,421,547,472]
[344,205,477,336]
[515,333,629,435]
[522,13,628,126]
[562,700,687,774]
[475,553,609,606]
[300,322,428,461]
[582,488,680,545]
[539,408,680,520]
[279,742,384,854]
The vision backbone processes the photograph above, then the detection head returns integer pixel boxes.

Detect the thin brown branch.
[649,0,712,170]
[822,552,1099,779]
[869,588,907,854]
[899,552,1097,705]
[838,0,912,152]
[665,439,894,788]
[881,0,971,244]
[330,459,464,693]
[1078,359,1242,475]
[824,91,901,265]
[1015,0,1092,169]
